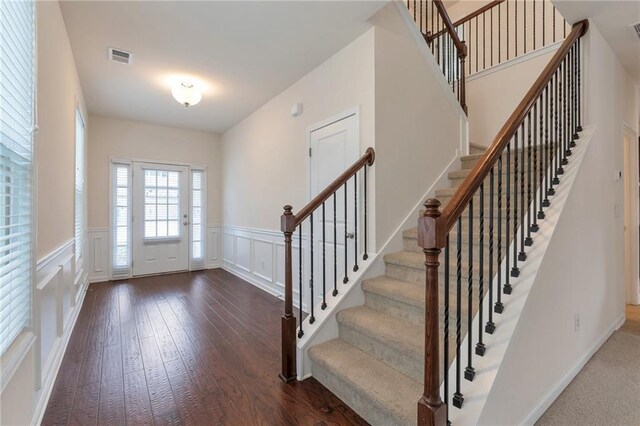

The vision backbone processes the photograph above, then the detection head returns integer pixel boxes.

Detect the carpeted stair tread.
[384,250,426,270]
[337,306,423,361]
[362,276,424,309]
[309,338,421,426]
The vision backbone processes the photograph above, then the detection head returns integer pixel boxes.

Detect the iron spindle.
[565,55,572,158]
[506,0,509,60]
[496,155,504,313]
[486,167,496,333]
[465,200,476,382]
[553,6,556,43]
[526,109,535,243]
[518,122,527,261]
[532,96,541,229]
[364,166,368,260]
[353,173,358,272]
[543,84,551,207]
[491,8,494,67]
[572,44,578,143]
[577,38,582,132]
[559,59,567,170]
[476,184,486,355]
[310,213,315,323]
[343,182,349,284]
[524,0,527,54]
[503,138,512,296]
[552,70,560,185]
[536,92,545,220]
[483,12,486,71]
[298,226,304,337]
[322,204,327,310]
[444,234,450,419]
[453,216,464,408]
[515,0,518,57]
[333,193,338,296]
[543,0,546,46]
[533,0,536,50]
[511,129,520,278]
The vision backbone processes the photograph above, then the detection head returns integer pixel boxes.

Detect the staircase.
[308,150,509,425]
[278,1,588,425]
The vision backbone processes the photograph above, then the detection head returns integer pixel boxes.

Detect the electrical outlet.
[574,313,581,332]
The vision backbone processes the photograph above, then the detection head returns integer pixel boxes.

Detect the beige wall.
[373,3,464,249]
[35,0,87,259]
[221,29,376,232]
[87,115,222,229]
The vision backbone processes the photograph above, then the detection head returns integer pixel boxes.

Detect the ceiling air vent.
[108,47,132,65]
[632,22,640,41]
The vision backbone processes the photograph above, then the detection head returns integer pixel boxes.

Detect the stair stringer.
[444,125,595,426]
[297,153,461,379]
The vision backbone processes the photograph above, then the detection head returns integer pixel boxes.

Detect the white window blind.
[0,0,36,355]
[74,110,84,261]
[112,163,131,279]
[191,170,205,270]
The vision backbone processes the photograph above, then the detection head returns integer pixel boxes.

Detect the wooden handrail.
[430,0,466,54]
[440,20,588,234]
[286,147,375,230]
[430,0,505,40]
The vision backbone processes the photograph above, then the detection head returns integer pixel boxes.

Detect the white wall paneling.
[88,228,109,283]
[29,238,89,424]
[221,225,307,312]
[206,225,221,269]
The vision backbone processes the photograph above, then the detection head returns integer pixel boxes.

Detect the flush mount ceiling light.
[171,82,202,107]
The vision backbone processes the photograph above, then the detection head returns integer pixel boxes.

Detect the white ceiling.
[60,1,388,134]
[554,0,640,83]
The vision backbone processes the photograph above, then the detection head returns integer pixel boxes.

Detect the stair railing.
[406,0,468,113]
[279,147,375,382]
[429,0,570,76]
[417,20,588,425]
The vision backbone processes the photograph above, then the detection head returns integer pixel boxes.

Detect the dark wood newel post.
[459,41,468,115]
[417,199,447,426]
[280,205,297,382]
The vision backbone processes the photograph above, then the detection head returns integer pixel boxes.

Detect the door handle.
[346,232,355,239]
[183,221,189,226]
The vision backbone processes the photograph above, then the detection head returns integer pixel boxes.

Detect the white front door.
[132,162,189,276]
[308,111,360,306]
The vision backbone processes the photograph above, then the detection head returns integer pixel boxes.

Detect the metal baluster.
[572,43,578,144]
[353,173,359,272]
[444,233,450,420]
[543,83,551,207]
[543,0,546,46]
[491,8,494,67]
[343,182,349,284]
[518,122,527,261]
[498,2,501,64]
[333,193,338,296]
[553,6,556,43]
[511,128,520,279]
[322,204,327,310]
[496,155,505,313]
[524,0,527,54]
[476,184,486,356]
[465,200,476,381]
[565,54,572,159]
[483,12,486,71]
[537,91,546,218]
[515,0,518,57]
[553,69,561,185]
[526,108,535,243]
[503,138,513,295]
[577,38,582,132]
[298,226,304,337]
[475,17,479,73]
[560,58,568,169]
[532,96,541,229]
[506,0,509,61]
[453,216,464,408]
[310,213,315,324]
[363,165,368,261]
[533,0,536,50]
[486,166,496,333]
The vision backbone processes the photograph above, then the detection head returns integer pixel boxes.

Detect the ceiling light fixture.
[171,82,202,107]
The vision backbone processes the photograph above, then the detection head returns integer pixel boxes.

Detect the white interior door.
[308,112,360,307]
[132,162,189,276]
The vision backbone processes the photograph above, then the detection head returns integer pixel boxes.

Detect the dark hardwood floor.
[42,269,367,425]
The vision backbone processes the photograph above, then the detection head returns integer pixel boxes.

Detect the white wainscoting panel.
[88,228,109,283]
[206,225,221,269]
[220,225,306,311]
[32,238,89,423]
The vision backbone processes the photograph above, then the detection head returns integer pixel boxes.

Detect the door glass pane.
[143,168,181,239]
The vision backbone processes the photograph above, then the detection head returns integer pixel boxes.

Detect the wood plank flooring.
[42,269,367,426]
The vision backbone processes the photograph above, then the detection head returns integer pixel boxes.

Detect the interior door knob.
[183,221,189,226]
[346,232,355,239]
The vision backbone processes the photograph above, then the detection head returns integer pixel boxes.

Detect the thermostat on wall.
[291,102,303,117]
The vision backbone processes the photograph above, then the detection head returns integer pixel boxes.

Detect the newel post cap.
[281,205,296,233]
[418,198,444,249]
[423,198,442,218]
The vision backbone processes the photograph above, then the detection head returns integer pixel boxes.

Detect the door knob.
[183,221,189,226]
[346,232,355,239]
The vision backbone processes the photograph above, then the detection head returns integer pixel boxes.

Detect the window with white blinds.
[74,110,84,261]
[0,0,36,355]
[112,163,131,279]
[191,170,205,270]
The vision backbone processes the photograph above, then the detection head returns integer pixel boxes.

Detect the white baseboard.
[519,313,626,425]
